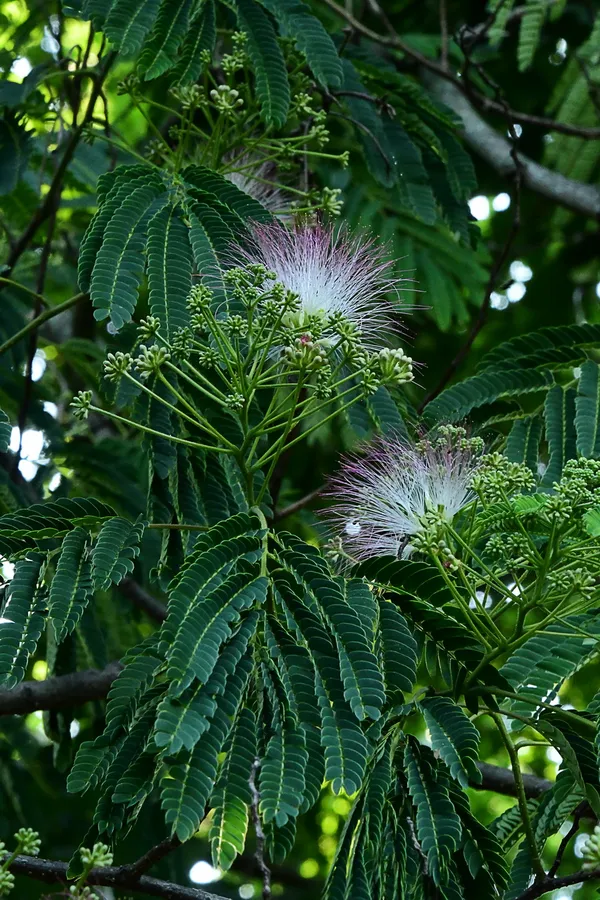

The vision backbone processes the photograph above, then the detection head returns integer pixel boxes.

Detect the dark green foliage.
[0,554,45,689]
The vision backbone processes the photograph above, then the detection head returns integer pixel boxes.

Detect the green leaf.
[500,614,600,729]
[166,568,266,695]
[0,408,11,453]
[404,740,462,886]
[281,551,385,721]
[479,323,600,372]
[147,206,192,339]
[174,0,217,85]
[576,361,600,458]
[138,0,193,80]
[161,670,248,841]
[0,554,45,689]
[256,0,342,87]
[265,619,324,812]
[541,385,577,487]
[419,697,481,788]
[155,614,258,754]
[183,165,273,224]
[48,527,93,644]
[274,568,368,795]
[90,184,168,329]
[505,415,543,472]
[105,647,163,736]
[210,707,257,870]
[103,0,162,55]
[260,716,308,826]
[423,368,553,425]
[67,733,119,794]
[377,599,418,701]
[584,507,600,537]
[0,114,31,195]
[79,166,162,292]
[518,0,547,71]
[91,516,146,589]
[232,0,290,127]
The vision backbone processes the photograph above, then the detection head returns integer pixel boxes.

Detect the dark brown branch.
[119,577,167,622]
[548,803,585,877]
[9,855,226,900]
[122,836,181,880]
[323,0,600,140]
[516,866,600,900]
[424,74,600,219]
[474,762,551,799]
[0,663,122,716]
[249,758,271,900]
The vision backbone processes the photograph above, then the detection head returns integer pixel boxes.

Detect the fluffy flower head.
[238,222,401,349]
[326,433,479,560]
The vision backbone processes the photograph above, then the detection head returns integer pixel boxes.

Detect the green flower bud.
[71,391,93,420]
[14,827,41,857]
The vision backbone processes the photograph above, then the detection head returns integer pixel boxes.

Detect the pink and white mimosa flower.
[239,222,402,349]
[325,436,479,560]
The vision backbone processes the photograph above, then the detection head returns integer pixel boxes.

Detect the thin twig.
[249,758,271,900]
[274,486,324,521]
[4,51,116,276]
[439,0,449,69]
[548,805,585,877]
[0,292,87,357]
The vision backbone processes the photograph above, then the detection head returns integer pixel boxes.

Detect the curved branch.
[322,0,600,217]
[516,866,600,900]
[9,855,226,900]
[424,74,600,219]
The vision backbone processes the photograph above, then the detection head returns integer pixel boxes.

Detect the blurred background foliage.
[0,0,599,897]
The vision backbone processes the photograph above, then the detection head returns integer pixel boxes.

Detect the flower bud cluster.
[71,390,93,420]
[546,566,596,599]
[170,84,204,109]
[14,828,41,856]
[486,533,531,566]
[134,344,171,380]
[471,453,536,503]
[555,458,600,508]
[103,351,133,382]
[581,824,600,870]
[210,84,244,115]
[80,842,113,868]
[411,509,460,569]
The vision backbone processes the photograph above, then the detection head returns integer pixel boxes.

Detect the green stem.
[0,292,86,356]
[491,711,546,879]
[430,555,493,649]
[87,404,233,453]
[148,523,209,530]
[0,277,48,307]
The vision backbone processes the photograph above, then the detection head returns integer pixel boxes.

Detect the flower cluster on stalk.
[72,224,413,492]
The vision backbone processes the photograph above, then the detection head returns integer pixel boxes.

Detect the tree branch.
[516,866,600,900]
[322,0,600,218]
[8,855,226,900]
[119,576,167,622]
[0,663,122,716]
[474,762,551,798]
[423,74,600,219]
